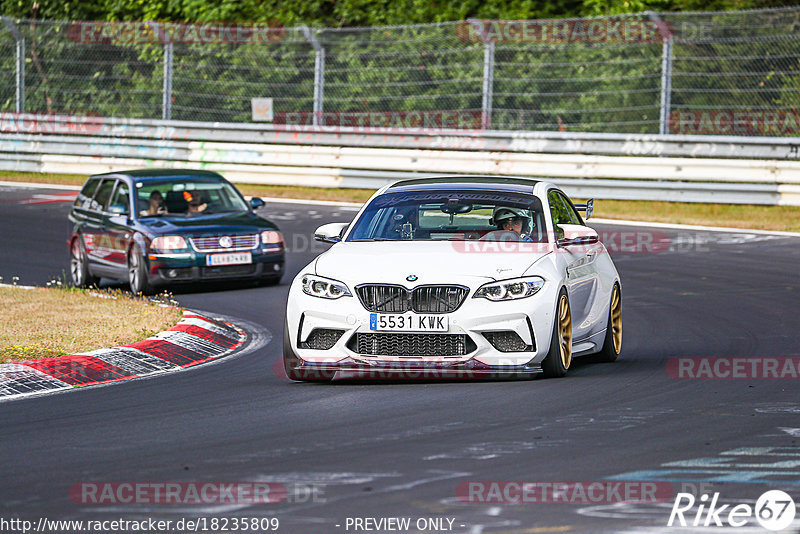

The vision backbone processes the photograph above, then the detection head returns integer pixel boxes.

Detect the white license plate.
[369,313,448,332]
[206,252,252,266]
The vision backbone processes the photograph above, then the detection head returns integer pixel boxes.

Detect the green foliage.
[4,0,799,25]
[1,2,797,135]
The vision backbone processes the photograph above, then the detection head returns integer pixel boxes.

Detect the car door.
[70,177,101,239]
[548,189,599,340]
[80,178,116,272]
[103,180,134,276]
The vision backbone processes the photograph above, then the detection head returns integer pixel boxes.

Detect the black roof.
[387,176,539,194]
[90,169,225,182]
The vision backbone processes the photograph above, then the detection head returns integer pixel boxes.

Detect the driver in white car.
[492,207,534,242]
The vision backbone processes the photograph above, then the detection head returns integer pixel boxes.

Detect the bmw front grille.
[355,284,468,313]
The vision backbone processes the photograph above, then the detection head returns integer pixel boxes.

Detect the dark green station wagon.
[68,169,285,294]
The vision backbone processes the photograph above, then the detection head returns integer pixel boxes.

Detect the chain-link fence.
[1,6,799,135]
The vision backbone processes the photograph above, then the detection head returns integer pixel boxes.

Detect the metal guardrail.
[3,115,799,158]
[1,116,799,205]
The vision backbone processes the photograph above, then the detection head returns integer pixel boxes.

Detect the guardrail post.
[162,41,173,121]
[1,17,25,113]
[301,26,325,126]
[481,39,495,130]
[648,12,673,135]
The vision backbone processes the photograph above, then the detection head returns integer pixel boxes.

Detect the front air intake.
[483,331,534,352]
[348,333,476,357]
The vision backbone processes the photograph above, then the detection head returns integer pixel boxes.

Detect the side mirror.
[315,222,348,244]
[250,197,265,209]
[556,224,599,248]
[108,204,128,215]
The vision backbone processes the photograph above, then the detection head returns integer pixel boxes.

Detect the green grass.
[0,285,183,363]
[3,171,798,232]
[595,200,800,232]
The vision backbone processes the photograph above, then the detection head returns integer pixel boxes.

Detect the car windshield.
[136,179,249,217]
[347,189,547,242]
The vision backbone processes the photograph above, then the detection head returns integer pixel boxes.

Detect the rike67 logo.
[668,490,796,531]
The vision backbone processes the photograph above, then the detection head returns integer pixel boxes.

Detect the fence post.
[648,12,673,135]
[162,41,173,121]
[481,39,495,130]
[660,38,673,135]
[1,17,25,113]
[301,26,325,126]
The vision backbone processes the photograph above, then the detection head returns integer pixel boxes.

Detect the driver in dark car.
[186,191,208,213]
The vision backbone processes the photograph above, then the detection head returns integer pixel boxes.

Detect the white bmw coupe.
[284,176,622,381]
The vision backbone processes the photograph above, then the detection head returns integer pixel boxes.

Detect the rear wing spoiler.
[573,199,594,220]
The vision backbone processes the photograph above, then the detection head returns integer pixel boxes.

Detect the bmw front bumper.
[285,276,563,376]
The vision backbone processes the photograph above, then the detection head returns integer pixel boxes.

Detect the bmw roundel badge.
[406,275,418,282]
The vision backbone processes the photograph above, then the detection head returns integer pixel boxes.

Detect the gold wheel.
[558,294,572,369]
[610,285,622,354]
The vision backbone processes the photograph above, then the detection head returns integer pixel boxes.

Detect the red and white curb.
[0,311,245,400]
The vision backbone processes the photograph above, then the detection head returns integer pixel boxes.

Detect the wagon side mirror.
[108,203,128,215]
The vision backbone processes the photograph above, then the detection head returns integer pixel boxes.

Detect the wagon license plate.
[206,252,252,266]
[369,313,448,332]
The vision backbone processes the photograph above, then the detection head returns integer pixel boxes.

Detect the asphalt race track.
[1,183,800,533]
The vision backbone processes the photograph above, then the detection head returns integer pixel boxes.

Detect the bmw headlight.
[474,276,545,301]
[302,274,352,299]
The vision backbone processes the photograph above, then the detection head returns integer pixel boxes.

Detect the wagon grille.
[200,265,257,278]
[356,285,468,313]
[348,333,475,357]
[190,234,258,252]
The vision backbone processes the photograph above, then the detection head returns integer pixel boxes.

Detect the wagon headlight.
[261,230,284,250]
[302,274,352,299]
[150,235,188,252]
[474,276,545,301]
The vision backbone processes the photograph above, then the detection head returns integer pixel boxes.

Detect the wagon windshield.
[136,179,248,217]
[347,190,547,242]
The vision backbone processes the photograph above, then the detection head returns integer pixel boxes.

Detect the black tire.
[70,238,99,288]
[128,243,154,296]
[597,284,622,363]
[283,321,334,382]
[542,288,572,378]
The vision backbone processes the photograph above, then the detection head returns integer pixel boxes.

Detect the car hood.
[138,212,275,234]
[314,241,552,285]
